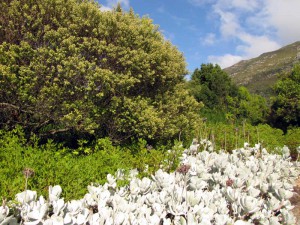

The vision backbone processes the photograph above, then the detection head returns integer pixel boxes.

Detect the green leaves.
[189,63,268,125]
[190,63,237,109]
[231,86,268,125]
[269,64,300,132]
[0,0,197,144]
[0,128,187,200]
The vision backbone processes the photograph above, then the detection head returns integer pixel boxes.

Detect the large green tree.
[188,63,268,124]
[269,64,300,132]
[189,63,238,109]
[0,0,201,144]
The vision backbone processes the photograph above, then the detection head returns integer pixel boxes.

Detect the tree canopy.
[189,64,237,109]
[0,0,201,144]
[188,63,268,124]
[269,64,300,132]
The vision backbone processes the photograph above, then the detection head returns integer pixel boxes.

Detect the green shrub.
[0,129,134,200]
[1,123,297,201]
[0,128,180,200]
[285,127,300,159]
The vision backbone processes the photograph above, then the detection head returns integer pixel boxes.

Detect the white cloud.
[223,0,259,11]
[203,33,216,45]
[263,0,300,44]
[214,9,240,37]
[190,0,300,67]
[202,0,300,68]
[208,54,243,68]
[213,35,278,68]
[236,33,281,57]
[190,0,259,11]
[208,34,280,68]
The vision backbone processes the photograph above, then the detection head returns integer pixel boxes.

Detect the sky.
[96,0,300,73]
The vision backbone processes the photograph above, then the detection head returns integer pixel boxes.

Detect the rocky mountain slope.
[224,41,300,97]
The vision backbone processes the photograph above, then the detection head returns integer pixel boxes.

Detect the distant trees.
[269,64,300,132]
[226,86,268,124]
[188,64,268,124]
[0,0,201,144]
[188,62,299,133]
[189,64,237,109]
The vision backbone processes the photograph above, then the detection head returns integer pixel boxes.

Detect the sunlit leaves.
[0,0,197,144]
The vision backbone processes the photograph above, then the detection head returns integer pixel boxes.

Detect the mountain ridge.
[224,41,300,98]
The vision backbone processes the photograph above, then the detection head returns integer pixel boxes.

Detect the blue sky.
[97,0,300,74]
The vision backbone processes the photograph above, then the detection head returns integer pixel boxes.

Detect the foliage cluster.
[0,0,201,145]
[188,64,268,125]
[189,64,237,109]
[0,127,184,201]
[188,63,299,134]
[195,121,299,156]
[269,63,300,132]
[1,124,299,201]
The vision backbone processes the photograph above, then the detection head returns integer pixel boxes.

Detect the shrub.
[0,128,180,200]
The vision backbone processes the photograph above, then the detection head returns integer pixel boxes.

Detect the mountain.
[224,41,300,98]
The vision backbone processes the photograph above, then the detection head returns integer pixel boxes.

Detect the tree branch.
[0,103,35,114]
[39,128,72,136]
[0,103,19,110]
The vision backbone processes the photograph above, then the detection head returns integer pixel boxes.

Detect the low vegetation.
[0,0,299,223]
[0,125,299,201]
[1,140,299,225]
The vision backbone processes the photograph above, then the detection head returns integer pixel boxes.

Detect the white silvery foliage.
[115,169,125,180]
[282,145,290,159]
[2,142,300,224]
[49,185,62,202]
[0,204,18,225]
[188,138,199,155]
[238,195,262,214]
[15,190,37,204]
[106,174,117,189]
[52,198,65,216]
[199,139,214,152]
[0,206,9,222]
[151,169,175,190]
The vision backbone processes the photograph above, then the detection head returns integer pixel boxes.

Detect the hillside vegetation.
[224,41,300,98]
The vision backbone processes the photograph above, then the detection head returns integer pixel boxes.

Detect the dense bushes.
[0,0,201,145]
[0,128,128,199]
[0,128,184,200]
[1,125,299,201]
